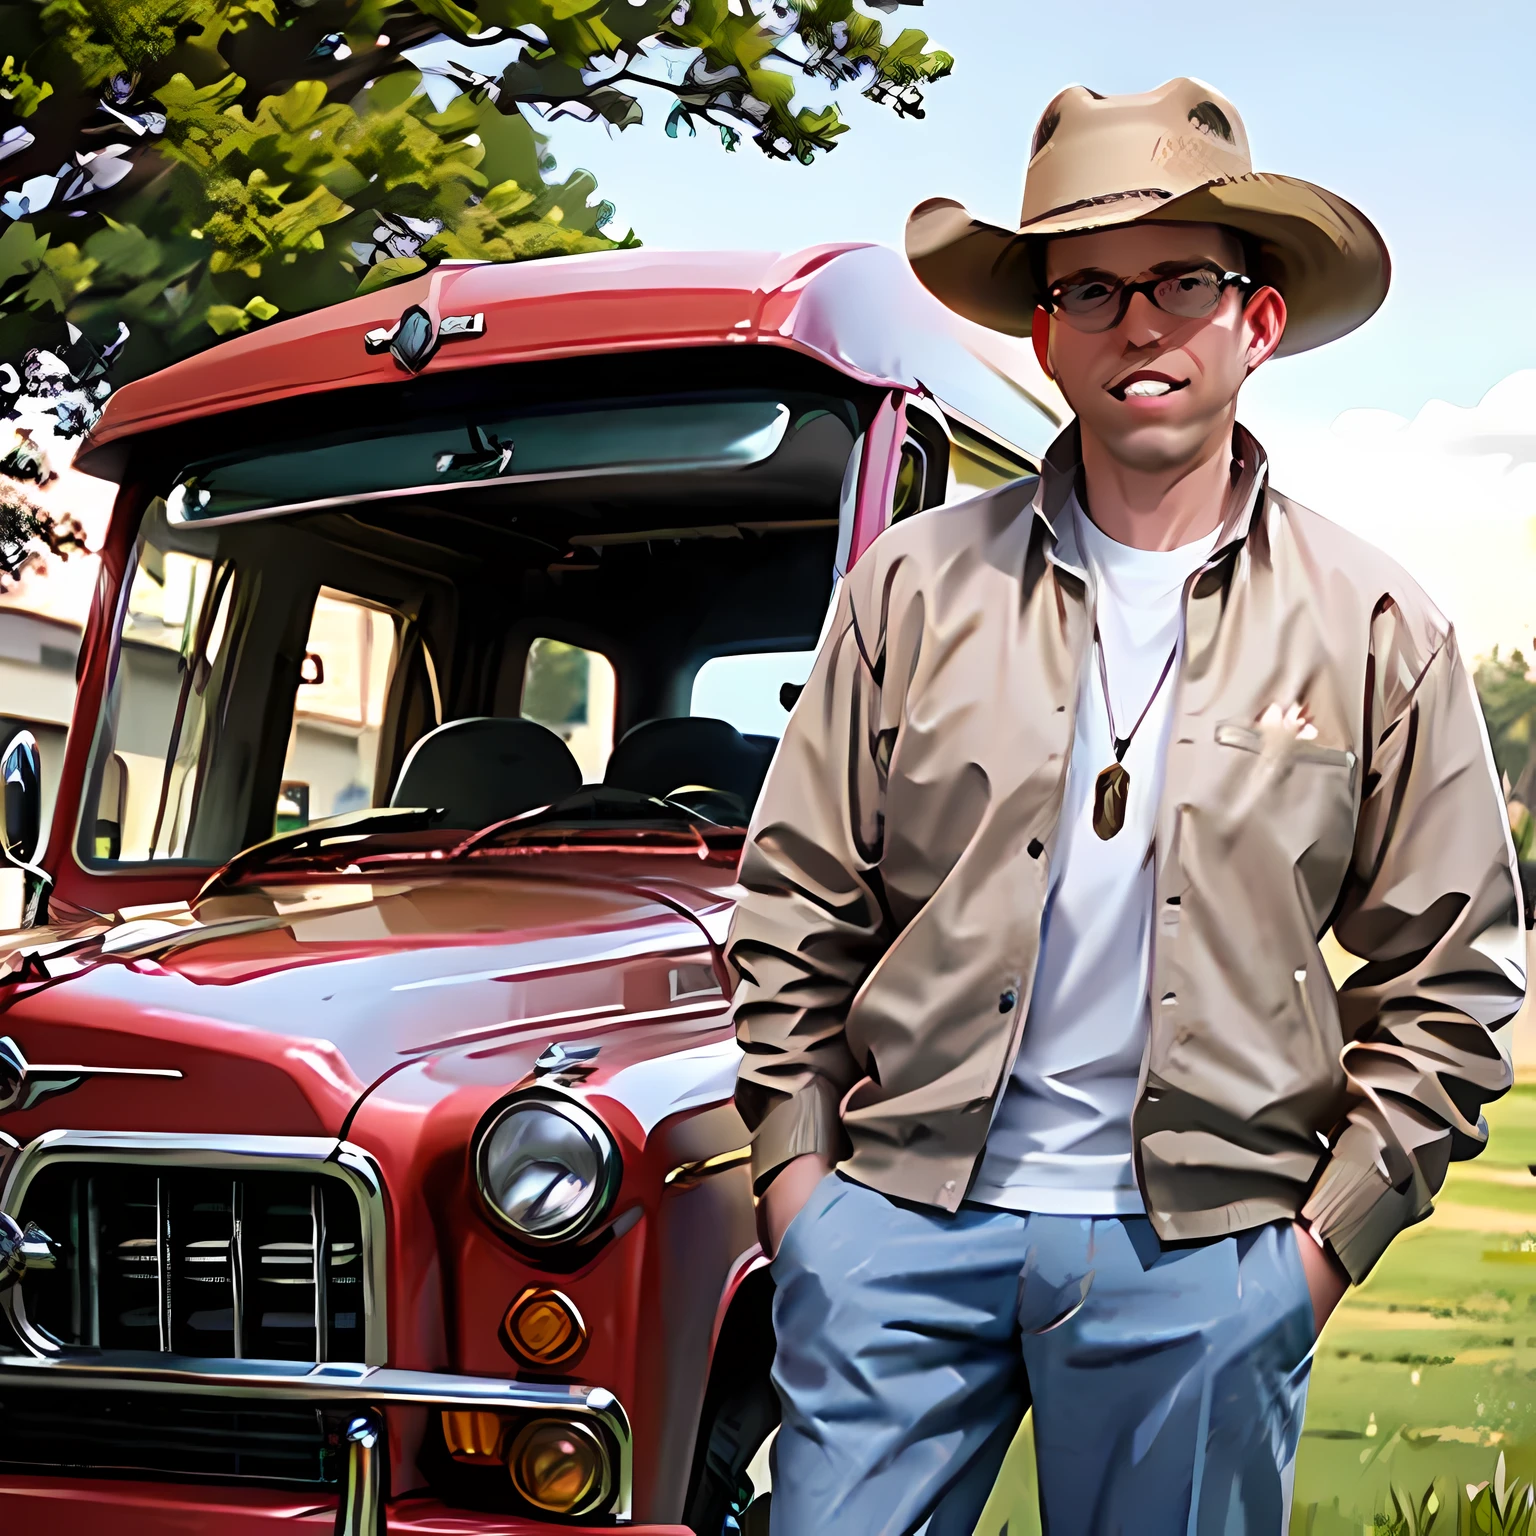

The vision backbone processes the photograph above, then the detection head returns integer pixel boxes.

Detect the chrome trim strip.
[155,1174,170,1352]
[663,1145,751,1187]
[0,1131,389,1367]
[0,1033,182,1113]
[0,1355,633,1521]
[331,1144,389,1364]
[335,1411,384,1536]
[167,451,783,529]
[312,1179,328,1365]
[229,1176,243,1360]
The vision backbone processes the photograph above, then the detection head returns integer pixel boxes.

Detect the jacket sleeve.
[1303,623,1524,1282]
[727,559,892,1195]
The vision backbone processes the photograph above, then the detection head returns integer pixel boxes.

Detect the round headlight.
[475,1096,620,1244]
[507,1417,610,1516]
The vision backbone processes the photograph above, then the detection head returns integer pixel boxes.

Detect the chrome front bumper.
[0,1352,634,1531]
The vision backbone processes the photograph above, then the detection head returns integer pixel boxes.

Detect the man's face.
[1040,222,1282,474]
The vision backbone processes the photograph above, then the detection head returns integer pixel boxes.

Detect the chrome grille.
[14,1160,370,1363]
[0,1387,347,1486]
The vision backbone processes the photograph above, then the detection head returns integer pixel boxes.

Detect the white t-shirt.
[971,496,1219,1215]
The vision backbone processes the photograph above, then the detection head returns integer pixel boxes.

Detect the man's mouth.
[1107,369,1190,402]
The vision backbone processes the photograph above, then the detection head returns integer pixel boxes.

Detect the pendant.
[1093,762,1130,840]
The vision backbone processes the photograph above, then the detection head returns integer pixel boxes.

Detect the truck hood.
[0,869,736,1142]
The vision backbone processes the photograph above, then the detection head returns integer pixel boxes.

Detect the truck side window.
[94,537,230,861]
[276,590,397,830]
[944,414,1038,498]
[521,638,616,784]
[691,651,815,739]
[83,503,411,866]
[890,413,951,524]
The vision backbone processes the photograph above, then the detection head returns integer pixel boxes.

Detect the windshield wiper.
[199,806,444,897]
[444,787,730,858]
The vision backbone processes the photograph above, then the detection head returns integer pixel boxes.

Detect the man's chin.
[1084,418,1218,475]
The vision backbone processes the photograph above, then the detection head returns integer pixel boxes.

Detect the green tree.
[0,479,87,587]
[1474,646,1536,859]
[521,636,589,730]
[0,0,953,568]
[1475,648,1536,792]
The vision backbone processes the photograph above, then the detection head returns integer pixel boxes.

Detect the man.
[726,78,1524,1535]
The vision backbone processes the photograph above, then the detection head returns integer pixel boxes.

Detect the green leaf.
[204,302,250,335]
[0,219,50,287]
[0,0,954,425]
[407,0,482,38]
[482,178,535,216]
[0,54,54,115]
[355,255,426,295]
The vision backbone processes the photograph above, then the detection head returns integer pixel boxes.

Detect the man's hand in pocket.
[760,1154,833,1259]
[1292,1220,1350,1335]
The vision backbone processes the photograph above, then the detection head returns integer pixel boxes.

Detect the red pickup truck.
[0,243,1059,1534]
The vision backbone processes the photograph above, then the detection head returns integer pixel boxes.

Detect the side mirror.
[1,731,41,867]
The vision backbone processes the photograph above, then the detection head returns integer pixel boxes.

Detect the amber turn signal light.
[502,1286,586,1368]
[507,1417,608,1516]
[442,1409,507,1464]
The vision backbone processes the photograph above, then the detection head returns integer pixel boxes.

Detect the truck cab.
[0,242,1060,1534]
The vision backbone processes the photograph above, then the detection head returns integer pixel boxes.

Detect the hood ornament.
[364,306,485,373]
[0,1034,183,1114]
[534,1041,601,1078]
[0,1210,56,1293]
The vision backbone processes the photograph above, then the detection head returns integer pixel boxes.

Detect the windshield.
[80,385,854,870]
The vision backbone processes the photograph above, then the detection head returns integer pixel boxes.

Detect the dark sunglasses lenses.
[1152,269,1226,317]
[1051,268,1229,330]
[1052,278,1121,326]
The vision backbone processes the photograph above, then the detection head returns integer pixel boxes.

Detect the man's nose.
[1118,288,1170,348]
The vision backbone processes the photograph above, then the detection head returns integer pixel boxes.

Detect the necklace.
[1091,625,1178,841]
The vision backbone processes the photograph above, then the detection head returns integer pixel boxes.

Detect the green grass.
[972,1085,1536,1535]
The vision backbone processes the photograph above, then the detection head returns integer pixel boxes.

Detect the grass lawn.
[972,1083,1536,1534]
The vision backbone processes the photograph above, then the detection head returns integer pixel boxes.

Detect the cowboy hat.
[905,77,1389,356]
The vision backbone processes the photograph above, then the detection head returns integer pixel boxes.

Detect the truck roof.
[76,243,1064,480]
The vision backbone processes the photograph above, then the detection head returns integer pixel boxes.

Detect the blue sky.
[486,0,1535,438]
[408,0,1533,660]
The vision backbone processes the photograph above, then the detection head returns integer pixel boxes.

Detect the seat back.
[603,716,774,814]
[390,717,582,829]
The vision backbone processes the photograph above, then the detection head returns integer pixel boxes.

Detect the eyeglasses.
[1043,264,1254,333]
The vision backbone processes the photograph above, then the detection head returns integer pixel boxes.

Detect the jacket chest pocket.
[1205,720,1359,920]
[1214,723,1357,775]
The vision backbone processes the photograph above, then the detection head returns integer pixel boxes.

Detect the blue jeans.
[768,1174,1315,1536]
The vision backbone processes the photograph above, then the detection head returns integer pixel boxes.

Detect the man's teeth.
[1123,379,1173,398]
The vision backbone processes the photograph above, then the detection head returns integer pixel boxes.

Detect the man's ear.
[1244,286,1287,376]
[1031,307,1053,379]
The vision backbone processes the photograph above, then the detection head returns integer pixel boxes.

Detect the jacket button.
[999,989,1018,1014]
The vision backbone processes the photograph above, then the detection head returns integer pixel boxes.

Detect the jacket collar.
[1032,420,1269,569]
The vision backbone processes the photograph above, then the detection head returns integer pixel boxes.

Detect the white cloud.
[1259,370,1536,662]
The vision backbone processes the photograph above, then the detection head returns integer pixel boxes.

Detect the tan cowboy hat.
[905,77,1389,356]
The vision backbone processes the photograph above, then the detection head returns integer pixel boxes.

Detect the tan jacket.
[727,424,1523,1282]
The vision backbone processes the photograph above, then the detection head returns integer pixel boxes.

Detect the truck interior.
[77,347,951,872]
